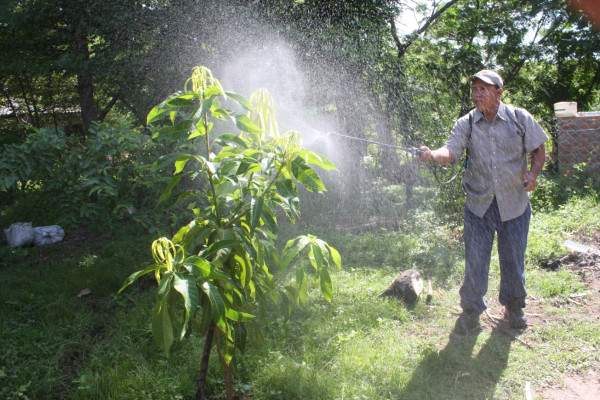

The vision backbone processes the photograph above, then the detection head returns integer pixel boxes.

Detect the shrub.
[0,122,165,228]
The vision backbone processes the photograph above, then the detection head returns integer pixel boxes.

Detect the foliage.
[119,66,340,397]
[0,122,161,227]
[529,162,600,212]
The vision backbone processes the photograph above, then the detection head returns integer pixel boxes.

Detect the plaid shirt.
[444,102,548,221]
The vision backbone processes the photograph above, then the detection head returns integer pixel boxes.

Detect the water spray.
[323,131,424,156]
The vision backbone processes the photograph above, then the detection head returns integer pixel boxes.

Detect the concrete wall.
[556,112,600,172]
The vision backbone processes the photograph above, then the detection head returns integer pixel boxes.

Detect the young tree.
[119,67,341,399]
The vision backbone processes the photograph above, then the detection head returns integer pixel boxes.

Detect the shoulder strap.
[504,104,526,137]
[465,112,473,168]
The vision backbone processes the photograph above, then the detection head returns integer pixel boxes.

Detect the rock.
[379,269,424,305]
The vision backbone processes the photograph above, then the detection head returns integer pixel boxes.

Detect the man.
[417,70,548,334]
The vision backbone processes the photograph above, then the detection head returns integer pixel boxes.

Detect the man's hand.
[523,144,546,192]
[416,146,455,165]
[416,146,434,162]
[522,172,537,192]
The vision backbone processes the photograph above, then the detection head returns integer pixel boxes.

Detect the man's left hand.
[522,172,537,192]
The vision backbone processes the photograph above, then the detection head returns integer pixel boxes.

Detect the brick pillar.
[557,112,600,172]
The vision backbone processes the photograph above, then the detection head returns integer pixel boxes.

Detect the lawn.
[1,195,599,399]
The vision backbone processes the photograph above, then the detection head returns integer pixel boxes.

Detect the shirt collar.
[472,101,507,123]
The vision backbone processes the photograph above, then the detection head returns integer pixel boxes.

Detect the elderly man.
[418,70,548,334]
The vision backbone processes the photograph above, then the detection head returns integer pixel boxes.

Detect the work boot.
[505,299,528,329]
[453,309,481,335]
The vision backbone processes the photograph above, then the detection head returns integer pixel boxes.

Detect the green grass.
[1,195,599,399]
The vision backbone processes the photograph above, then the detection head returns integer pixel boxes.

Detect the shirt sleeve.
[517,108,549,153]
[443,111,472,163]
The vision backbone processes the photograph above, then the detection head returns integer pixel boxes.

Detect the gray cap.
[468,70,504,88]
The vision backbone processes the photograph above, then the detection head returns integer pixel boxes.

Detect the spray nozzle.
[407,147,425,157]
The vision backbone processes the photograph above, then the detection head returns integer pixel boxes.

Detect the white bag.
[33,225,65,246]
[3,222,35,247]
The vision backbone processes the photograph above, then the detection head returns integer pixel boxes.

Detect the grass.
[1,194,599,399]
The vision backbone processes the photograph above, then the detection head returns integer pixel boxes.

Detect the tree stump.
[379,269,424,306]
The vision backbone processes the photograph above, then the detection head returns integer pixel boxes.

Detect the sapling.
[119,66,341,400]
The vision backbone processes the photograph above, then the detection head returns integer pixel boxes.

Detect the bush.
[0,121,168,228]
[530,163,600,212]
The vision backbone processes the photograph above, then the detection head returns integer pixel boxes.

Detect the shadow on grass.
[395,327,514,399]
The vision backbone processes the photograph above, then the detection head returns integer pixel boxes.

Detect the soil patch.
[526,232,600,400]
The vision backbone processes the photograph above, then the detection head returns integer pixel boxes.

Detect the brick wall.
[557,111,600,172]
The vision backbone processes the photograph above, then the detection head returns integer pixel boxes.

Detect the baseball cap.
[468,70,504,88]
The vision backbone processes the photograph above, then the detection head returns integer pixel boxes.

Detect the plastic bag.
[33,225,65,246]
[3,222,35,247]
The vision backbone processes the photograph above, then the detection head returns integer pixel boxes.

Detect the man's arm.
[523,144,546,192]
[417,146,455,165]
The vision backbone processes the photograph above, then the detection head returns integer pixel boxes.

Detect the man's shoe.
[505,306,528,329]
[454,311,480,335]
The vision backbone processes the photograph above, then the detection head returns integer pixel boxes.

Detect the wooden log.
[379,269,424,305]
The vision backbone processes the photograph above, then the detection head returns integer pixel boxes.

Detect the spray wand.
[324,131,424,156]
[324,131,467,184]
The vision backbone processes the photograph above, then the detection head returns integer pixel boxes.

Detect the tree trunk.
[72,27,98,133]
[216,329,234,400]
[195,321,216,400]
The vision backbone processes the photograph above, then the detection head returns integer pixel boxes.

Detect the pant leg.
[497,203,531,307]
[460,201,497,314]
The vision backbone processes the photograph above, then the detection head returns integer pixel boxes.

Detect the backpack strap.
[504,104,527,155]
[465,112,474,168]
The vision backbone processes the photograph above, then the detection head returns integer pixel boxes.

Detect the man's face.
[471,79,502,113]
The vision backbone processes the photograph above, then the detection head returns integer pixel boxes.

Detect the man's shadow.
[394,324,514,399]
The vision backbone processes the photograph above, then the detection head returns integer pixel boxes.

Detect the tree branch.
[390,0,461,58]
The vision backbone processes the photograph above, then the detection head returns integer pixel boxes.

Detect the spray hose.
[324,131,424,156]
[324,131,463,185]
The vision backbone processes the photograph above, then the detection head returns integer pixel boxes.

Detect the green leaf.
[174,154,206,174]
[192,98,214,121]
[152,119,194,140]
[260,204,278,234]
[118,265,157,295]
[152,301,174,357]
[290,157,326,193]
[166,95,195,108]
[310,243,325,271]
[157,272,173,303]
[220,326,236,365]
[201,282,227,332]
[159,175,184,204]
[319,267,333,302]
[147,91,189,125]
[174,273,199,339]
[296,268,308,305]
[328,245,342,270]
[225,91,253,111]
[213,133,248,149]
[233,114,263,134]
[275,179,299,198]
[225,308,255,322]
[282,235,311,270]
[297,149,338,171]
[250,196,264,233]
[200,239,241,259]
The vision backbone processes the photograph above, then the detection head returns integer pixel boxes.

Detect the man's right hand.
[417,146,434,162]
[416,147,455,165]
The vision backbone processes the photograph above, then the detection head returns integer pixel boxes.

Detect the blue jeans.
[460,197,531,314]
